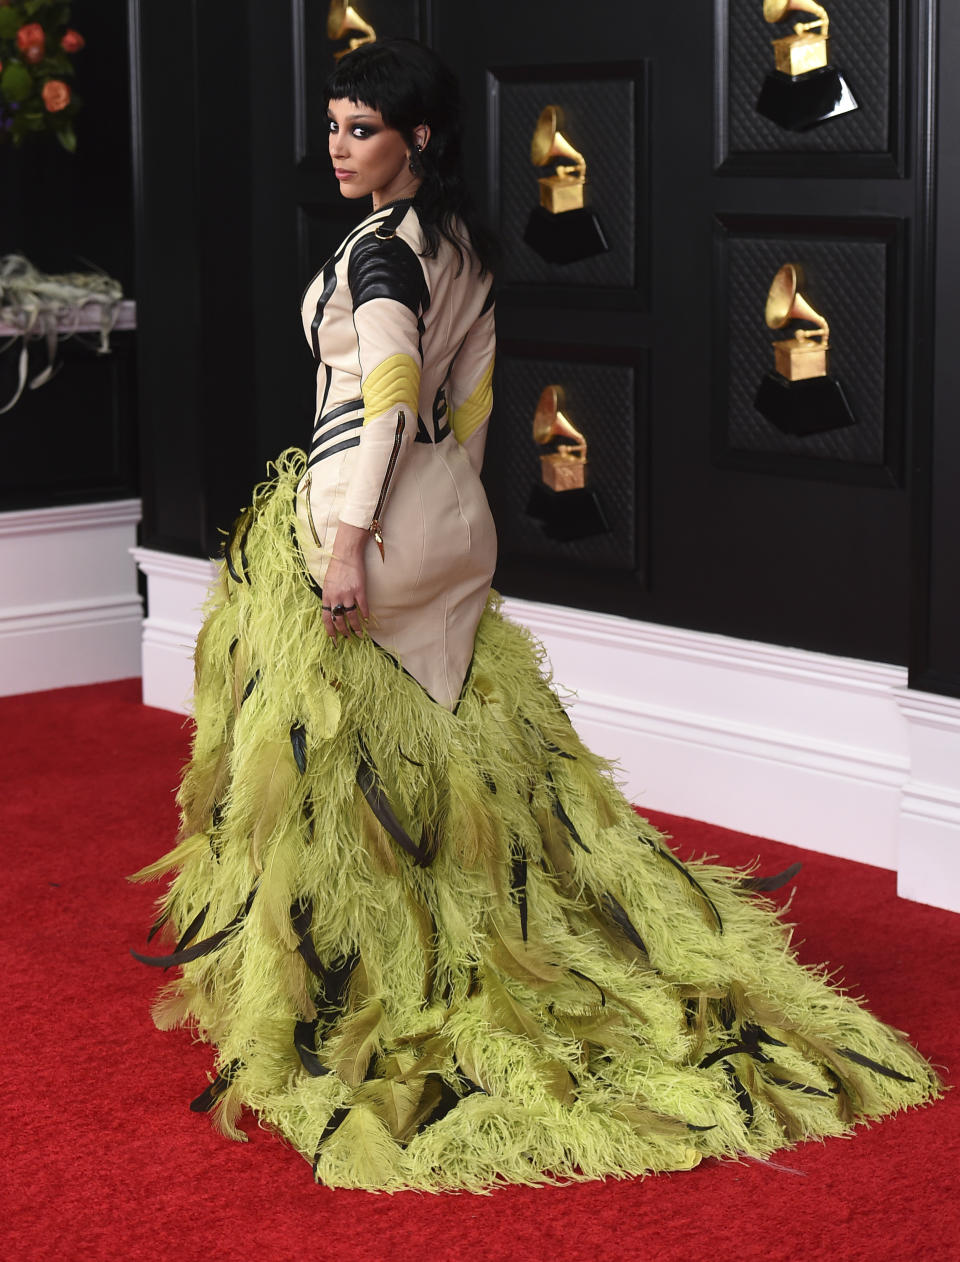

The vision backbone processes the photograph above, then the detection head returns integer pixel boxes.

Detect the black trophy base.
[523,206,609,265]
[756,65,858,132]
[526,482,609,542]
[754,372,857,437]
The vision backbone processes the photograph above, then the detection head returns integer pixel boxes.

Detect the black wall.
[127,0,960,697]
[0,0,136,509]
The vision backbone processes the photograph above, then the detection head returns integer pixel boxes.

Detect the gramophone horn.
[764,263,830,339]
[763,0,829,23]
[327,0,376,43]
[533,385,587,454]
[530,106,585,173]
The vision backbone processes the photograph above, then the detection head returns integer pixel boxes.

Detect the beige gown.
[295,199,497,710]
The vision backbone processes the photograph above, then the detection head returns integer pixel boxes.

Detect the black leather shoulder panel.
[348,231,427,315]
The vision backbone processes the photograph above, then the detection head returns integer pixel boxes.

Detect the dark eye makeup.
[327,116,381,139]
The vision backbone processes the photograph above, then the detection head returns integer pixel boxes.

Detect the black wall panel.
[0,0,136,511]
[716,0,903,175]
[488,65,646,295]
[487,346,646,581]
[714,215,904,483]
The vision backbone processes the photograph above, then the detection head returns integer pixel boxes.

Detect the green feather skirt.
[132,450,941,1191]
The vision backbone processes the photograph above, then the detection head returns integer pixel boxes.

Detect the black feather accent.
[743,1022,787,1049]
[548,776,591,852]
[228,637,239,657]
[241,671,260,705]
[189,1058,242,1112]
[238,515,252,582]
[416,1075,462,1135]
[131,887,257,967]
[836,1045,916,1084]
[600,891,647,953]
[699,1042,752,1070]
[687,1123,718,1132]
[482,772,497,794]
[172,905,209,956]
[290,898,326,979]
[290,722,307,774]
[356,749,434,866]
[466,965,479,998]
[509,839,528,942]
[639,835,723,934]
[699,1021,777,1070]
[315,948,360,1022]
[398,746,424,767]
[567,966,606,1007]
[211,803,225,830]
[224,543,243,585]
[724,1063,755,1127]
[223,508,254,584]
[313,1106,351,1170]
[764,1073,832,1098]
[293,1018,330,1076]
[741,861,803,892]
[146,910,169,943]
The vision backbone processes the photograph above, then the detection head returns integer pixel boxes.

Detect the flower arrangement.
[0,2,85,150]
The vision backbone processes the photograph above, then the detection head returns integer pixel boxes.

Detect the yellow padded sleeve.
[451,355,494,444]
[362,353,421,425]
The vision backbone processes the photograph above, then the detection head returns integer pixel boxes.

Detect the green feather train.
[132,449,941,1191]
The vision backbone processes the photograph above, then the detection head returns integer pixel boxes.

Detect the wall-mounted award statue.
[525,385,609,541]
[753,263,856,436]
[755,0,858,132]
[327,0,376,60]
[523,106,609,266]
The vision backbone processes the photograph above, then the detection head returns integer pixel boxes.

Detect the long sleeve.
[449,286,495,474]
[338,230,428,531]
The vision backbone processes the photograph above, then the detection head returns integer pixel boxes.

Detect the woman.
[132,40,939,1191]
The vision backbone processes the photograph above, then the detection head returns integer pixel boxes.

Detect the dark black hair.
[324,39,497,276]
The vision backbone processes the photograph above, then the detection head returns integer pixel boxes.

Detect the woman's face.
[327,98,423,209]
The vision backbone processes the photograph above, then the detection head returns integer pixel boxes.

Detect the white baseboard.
[0,499,143,695]
[130,548,218,712]
[130,550,960,913]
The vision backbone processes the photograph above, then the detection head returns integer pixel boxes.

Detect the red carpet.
[2,678,958,1262]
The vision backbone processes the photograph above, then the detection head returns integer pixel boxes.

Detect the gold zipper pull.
[303,472,322,546]
[369,520,385,560]
[366,409,406,562]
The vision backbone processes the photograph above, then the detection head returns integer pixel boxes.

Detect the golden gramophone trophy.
[327,0,376,60]
[525,385,609,541]
[755,1,858,131]
[753,263,856,435]
[523,106,609,266]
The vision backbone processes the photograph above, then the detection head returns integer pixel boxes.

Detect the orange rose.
[16,23,45,54]
[24,43,44,65]
[61,30,85,54]
[42,79,70,112]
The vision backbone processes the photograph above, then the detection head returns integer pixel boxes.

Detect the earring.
[408,144,424,176]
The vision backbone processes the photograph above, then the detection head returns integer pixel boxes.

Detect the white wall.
[132,547,960,914]
[0,499,142,695]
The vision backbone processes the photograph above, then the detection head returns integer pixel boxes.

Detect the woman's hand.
[322,522,371,641]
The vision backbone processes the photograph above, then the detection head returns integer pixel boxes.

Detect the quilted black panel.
[484,355,640,570]
[724,0,892,155]
[493,75,638,289]
[722,234,890,464]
